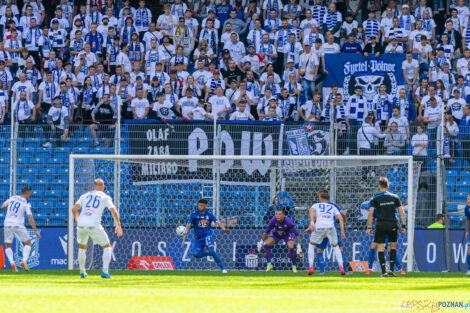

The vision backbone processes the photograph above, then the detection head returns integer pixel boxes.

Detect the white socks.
[78,248,86,273]
[333,246,343,268]
[5,248,14,265]
[22,245,31,263]
[308,243,315,268]
[102,247,112,274]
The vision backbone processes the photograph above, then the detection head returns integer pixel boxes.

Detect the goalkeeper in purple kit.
[257,208,302,272]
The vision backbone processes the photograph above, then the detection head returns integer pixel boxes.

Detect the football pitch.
[0,271,469,313]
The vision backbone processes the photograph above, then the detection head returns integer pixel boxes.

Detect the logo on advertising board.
[245,252,259,268]
[236,245,265,270]
[15,229,40,268]
[127,256,176,270]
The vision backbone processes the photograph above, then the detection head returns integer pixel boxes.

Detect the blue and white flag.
[323,54,407,105]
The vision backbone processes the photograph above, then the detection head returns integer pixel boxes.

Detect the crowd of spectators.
[0,0,469,159]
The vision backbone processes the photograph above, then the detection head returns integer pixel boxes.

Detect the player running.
[304,190,346,275]
[181,199,230,273]
[257,208,302,272]
[366,177,406,278]
[72,179,123,279]
[1,187,41,272]
[315,204,349,275]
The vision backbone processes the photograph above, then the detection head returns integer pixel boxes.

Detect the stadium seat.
[18,148,34,159]
[460,170,470,180]
[446,175,458,187]
[452,192,467,203]
[18,167,36,179]
[34,215,48,226]
[73,147,90,154]
[456,183,470,194]
[447,204,458,213]
[446,185,454,196]
[31,183,47,193]
[446,169,458,177]
[45,189,61,200]
[449,215,464,229]
[29,157,42,165]
[36,148,52,159]
[48,214,67,226]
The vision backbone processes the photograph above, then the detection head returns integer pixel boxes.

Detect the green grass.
[0,270,470,313]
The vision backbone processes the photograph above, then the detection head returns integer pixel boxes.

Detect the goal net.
[68,155,420,272]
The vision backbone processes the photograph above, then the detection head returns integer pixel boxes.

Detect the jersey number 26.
[85,195,101,209]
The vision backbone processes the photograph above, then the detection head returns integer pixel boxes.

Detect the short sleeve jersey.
[311,202,340,228]
[3,195,32,227]
[369,191,401,223]
[76,190,115,227]
[187,209,218,239]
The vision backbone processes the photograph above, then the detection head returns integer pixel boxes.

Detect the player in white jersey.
[1,187,40,272]
[72,179,123,279]
[304,189,345,275]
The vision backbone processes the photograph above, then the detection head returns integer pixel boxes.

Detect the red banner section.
[349,261,370,272]
[127,256,176,270]
[0,245,5,269]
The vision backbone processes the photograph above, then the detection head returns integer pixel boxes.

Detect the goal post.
[68,154,418,272]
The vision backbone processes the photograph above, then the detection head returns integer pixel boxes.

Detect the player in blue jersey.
[257,208,302,272]
[464,194,470,275]
[181,199,230,273]
[314,203,349,275]
[366,206,405,275]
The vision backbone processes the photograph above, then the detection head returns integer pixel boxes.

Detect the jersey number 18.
[8,201,21,214]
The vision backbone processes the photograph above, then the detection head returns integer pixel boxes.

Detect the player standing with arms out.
[181,199,230,273]
[257,208,302,272]
[72,179,123,279]
[305,190,346,275]
[366,177,406,278]
[1,187,40,272]
[464,194,470,275]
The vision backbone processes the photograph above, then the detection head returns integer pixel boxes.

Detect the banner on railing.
[284,123,330,156]
[124,121,284,184]
[323,53,407,104]
[3,227,466,272]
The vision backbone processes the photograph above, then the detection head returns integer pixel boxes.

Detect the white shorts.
[77,225,110,247]
[4,226,31,244]
[309,227,338,245]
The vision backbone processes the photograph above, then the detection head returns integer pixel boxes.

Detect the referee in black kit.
[366,177,406,278]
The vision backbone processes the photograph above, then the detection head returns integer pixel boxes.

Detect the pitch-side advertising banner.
[1,228,466,272]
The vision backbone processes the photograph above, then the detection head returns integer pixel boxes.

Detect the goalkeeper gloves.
[296,243,302,255]
[257,240,264,253]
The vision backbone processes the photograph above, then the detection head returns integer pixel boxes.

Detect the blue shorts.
[317,232,343,250]
[192,235,215,254]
